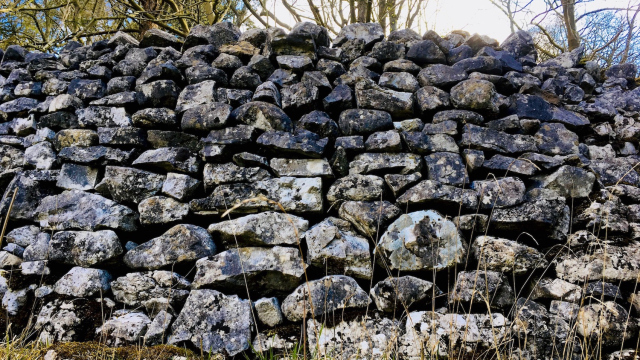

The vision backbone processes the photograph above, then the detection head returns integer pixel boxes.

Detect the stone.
[327,174,384,203]
[257,130,327,158]
[254,297,283,327]
[124,224,215,270]
[576,301,635,347]
[364,130,402,152]
[253,81,281,106]
[418,64,467,88]
[97,127,146,147]
[110,270,190,310]
[140,28,181,49]
[349,152,422,175]
[281,82,319,114]
[36,190,137,231]
[270,158,333,178]
[181,102,232,133]
[54,266,112,297]
[396,180,478,209]
[452,56,502,75]
[192,246,306,295]
[231,101,293,132]
[161,172,200,201]
[575,198,630,234]
[355,81,414,118]
[371,276,440,313]
[490,198,570,241]
[190,177,323,215]
[460,124,537,154]
[377,210,467,271]
[334,23,384,48]
[338,200,401,238]
[589,157,640,186]
[450,79,501,113]
[449,270,514,308]
[138,196,189,225]
[24,142,57,170]
[75,107,132,128]
[168,289,252,356]
[530,165,595,198]
[203,162,270,186]
[48,230,122,267]
[305,217,372,279]
[133,147,200,174]
[384,173,422,197]
[144,311,173,345]
[534,123,579,156]
[471,177,526,209]
[379,72,419,92]
[67,79,106,100]
[298,111,339,138]
[472,236,547,275]
[281,275,370,322]
[307,316,401,360]
[339,109,393,135]
[530,277,581,302]
[399,311,509,360]
[99,166,165,204]
[96,310,152,346]
[135,80,180,108]
[406,40,446,65]
[555,243,640,283]
[55,129,99,150]
[423,152,468,186]
[483,154,537,176]
[35,298,104,343]
[207,211,308,247]
[175,80,217,113]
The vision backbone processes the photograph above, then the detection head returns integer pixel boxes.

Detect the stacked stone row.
[0,20,639,359]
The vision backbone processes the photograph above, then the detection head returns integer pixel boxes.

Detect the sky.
[263,0,636,44]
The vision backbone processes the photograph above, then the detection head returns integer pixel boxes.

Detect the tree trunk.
[378,0,387,31]
[357,0,367,22]
[562,0,580,50]
[349,0,356,23]
[388,0,397,31]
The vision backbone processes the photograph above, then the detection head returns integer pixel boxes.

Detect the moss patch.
[0,341,221,360]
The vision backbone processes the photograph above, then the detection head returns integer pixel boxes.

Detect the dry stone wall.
[0,21,640,359]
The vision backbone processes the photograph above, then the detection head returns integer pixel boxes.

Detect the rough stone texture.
[123,224,215,270]
[54,266,112,297]
[208,211,308,247]
[377,210,467,271]
[168,289,252,356]
[281,275,370,321]
[192,246,306,295]
[48,230,123,267]
[0,24,636,360]
[305,217,372,279]
[472,236,547,275]
[371,276,440,312]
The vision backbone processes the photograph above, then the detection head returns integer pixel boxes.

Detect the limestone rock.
[305,217,372,279]
[207,211,308,247]
[472,236,547,275]
[124,224,215,270]
[377,210,467,271]
[36,190,138,231]
[48,230,123,267]
[54,267,112,297]
[168,289,252,356]
[281,275,370,322]
[192,246,306,295]
[371,276,440,313]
